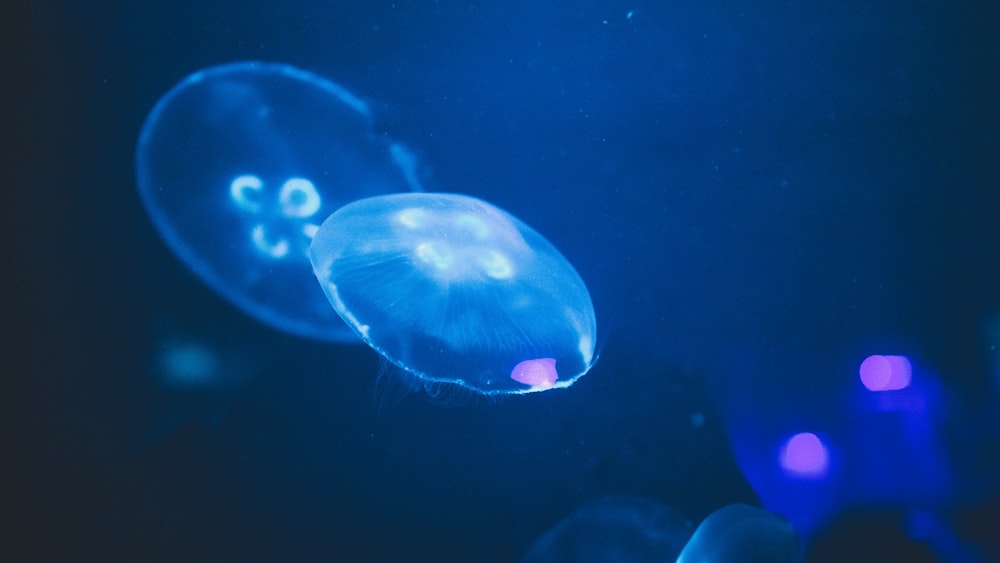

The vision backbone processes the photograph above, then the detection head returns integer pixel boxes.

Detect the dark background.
[5,0,998,560]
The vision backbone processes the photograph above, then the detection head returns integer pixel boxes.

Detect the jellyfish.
[676,503,800,563]
[135,62,420,340]
[308,193,596,395]
[524,500,798,563]
[521,496,693,563]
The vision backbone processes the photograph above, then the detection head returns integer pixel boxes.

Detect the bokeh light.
[779,432,830,479]
[859,354,912,391]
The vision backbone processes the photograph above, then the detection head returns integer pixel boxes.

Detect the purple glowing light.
[510,358,558,390]
[859,354,912,391]
[779,432,829,478]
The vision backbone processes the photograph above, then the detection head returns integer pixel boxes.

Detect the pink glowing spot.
[779,432,829,479]
[510,358,558,390]
[859,354,912,391]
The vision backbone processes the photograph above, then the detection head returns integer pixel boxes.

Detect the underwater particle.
[690,412,706,427]
[156,339,220,387]
[309,193,596,395]
[135,61,420,340]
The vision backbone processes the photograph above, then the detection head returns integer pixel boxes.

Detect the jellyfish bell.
[309,192,597,396]
[677,503,800,563]
[135,61,420,341]
[521,496,694,563]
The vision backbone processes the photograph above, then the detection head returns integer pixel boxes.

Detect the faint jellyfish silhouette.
[521,496,693,563]
[137,323,267,454]
[136,61,420,340]
[309,193,596,395]
[677,503,800,563]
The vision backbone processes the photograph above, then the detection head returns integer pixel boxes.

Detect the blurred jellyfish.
[521,496,693,563]
[309,193,596,395]
[677,503,800,563]
[156,338,221,388]
[135,61,420,340]
[135,328,266,453]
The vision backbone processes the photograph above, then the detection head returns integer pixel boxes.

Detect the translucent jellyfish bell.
[521,496,693,563]
[309,193,597,395]
[135,62,419,340]
[677,504,800,563]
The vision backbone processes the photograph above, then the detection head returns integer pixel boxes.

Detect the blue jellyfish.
[521,496,693,563]
[308,193,596,395]
[135,62,420,340]
[677,503,800,563]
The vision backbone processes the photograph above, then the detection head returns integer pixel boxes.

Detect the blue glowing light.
[724,347,957,554]
[135,62,420,340]
[308,193,596,395]
[156,339,219,387]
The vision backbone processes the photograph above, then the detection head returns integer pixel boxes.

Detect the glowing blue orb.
[677,503,800,563]
[135,62,419,340]
[309,193,596,395]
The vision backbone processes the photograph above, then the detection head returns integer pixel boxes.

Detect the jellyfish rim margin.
[324,280,597,398]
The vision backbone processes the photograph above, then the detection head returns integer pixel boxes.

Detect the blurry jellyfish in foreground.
[677,503,800,563]
[137,329,263,453]
[521,496,693,563]
[135,62,420,340]
[309,193,596,395]
[522,498,798,563]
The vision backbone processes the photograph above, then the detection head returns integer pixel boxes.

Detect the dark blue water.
[6,1,998,560]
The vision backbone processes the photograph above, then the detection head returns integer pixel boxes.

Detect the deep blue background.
[5,0,998,560]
